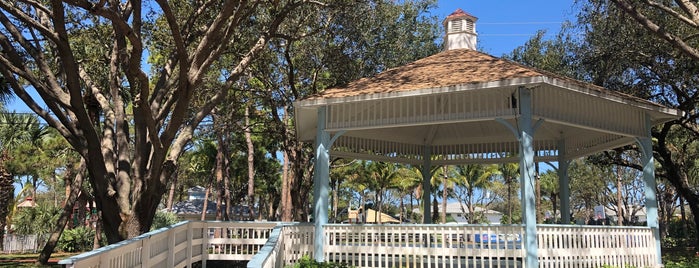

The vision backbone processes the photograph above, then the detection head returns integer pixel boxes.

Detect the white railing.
[324,224,525,268]
[538,225,657,268]
[58,221,277,268]
[248,223,315,268]
[59,222,659,268]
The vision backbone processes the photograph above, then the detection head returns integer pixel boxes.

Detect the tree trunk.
[166,172,177,212]
[93,211,102,250]
[432,195,439,223]
[400,194,405,223]
[215,124,225,221]
[441,166,447,224]
[332,178,339,223]
[536,164,542,224]
[37,159,86,264]
[281,149,292,221]
[616,167,623,226]
[467,187,474,224]
[0,153,14,253]
[202,180,212,221]
[552,193,558,223]
[223,141,232,221]
[507,177,513,224]
[245,105,257,220]
[680,195,688,239]
[656,132,699,245]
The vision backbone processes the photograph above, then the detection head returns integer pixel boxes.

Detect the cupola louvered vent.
[450,20,462,33]
[465,19,474,32]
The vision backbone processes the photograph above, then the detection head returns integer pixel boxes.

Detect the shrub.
[58,226,95,252]
[151,210,182,230]
[287,256,353,268]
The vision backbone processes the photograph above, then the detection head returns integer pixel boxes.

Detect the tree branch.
[611,0,699,61]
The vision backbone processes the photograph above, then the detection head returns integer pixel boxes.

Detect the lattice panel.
[331,135,562,164]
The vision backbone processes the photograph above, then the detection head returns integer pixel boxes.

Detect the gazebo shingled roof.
[295,48,681,165]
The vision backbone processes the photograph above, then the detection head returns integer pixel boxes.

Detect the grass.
[0,252,77,267]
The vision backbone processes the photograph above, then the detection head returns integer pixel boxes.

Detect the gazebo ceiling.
[294,48,682,165]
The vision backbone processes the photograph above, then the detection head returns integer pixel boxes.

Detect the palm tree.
[393,167,421,223]
[453,164,499,223]
[412,165,441,223]
[434,165,460,223]
[0,110,47,249]
[498,162,519,224]
[366,161,405,224]
[539,170,559,223]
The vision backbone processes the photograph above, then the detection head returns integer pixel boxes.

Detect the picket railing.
[58,221,277,268]
[538,225,657,268]
[59,222,659,268]
[323,224,524,267]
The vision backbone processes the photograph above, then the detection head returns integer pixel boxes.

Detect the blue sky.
[435,0,578,56]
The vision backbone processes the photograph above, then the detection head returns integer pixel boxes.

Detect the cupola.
[443,8,478,50]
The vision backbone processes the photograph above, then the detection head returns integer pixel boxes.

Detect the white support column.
[422,145,432,224]
[313,107,331,262]
[637,114,662,266]
[517,87,539,268]
[558,139,571,224]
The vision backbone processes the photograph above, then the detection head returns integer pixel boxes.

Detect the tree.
[609,0,699,61]
[497,162,520,224]
[0,0,327,242]
[576,0,699,244]
[453,164,499,224]
[365,161,400,224]
[538,169,559,222]
[245,0,441,221]
[393,167,421,223]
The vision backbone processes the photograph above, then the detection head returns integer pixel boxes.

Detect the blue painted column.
[422,145,432,224]
[517,88,539,268]
[637,114,662,266]
[557,139,571,224]
[313,107,331,262]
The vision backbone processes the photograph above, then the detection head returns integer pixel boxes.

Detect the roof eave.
[295,76,548,108]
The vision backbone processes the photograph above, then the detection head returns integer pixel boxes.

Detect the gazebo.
[294,8,681,267]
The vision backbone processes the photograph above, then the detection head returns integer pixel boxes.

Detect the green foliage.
[663,248,699,268]
[664,256,699,268]
[287,256,353,268]
[58,226,95,253]
[151,210,182,230]
[663,217,697,248]
[12,204,60,236]
[500,213,522,224]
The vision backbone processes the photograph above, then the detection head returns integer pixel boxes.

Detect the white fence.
[59,222,659,268]
[3,234,41,253]
[324,224,524,267]
[58,221,277,268]
[538,225,657,268]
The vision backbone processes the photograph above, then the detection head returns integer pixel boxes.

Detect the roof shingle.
[304,49,544,100]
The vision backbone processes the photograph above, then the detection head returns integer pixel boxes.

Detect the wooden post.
[313,107,331,262]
